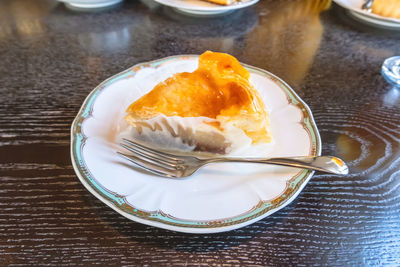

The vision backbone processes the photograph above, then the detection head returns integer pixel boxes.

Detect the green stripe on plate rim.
[71,55,322,229]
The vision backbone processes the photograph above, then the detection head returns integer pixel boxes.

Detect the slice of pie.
[202,0,251,6]
[203,0,235,5]
[124,51,272,155]
[371,0,400,19]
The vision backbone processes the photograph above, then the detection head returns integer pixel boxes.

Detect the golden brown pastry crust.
[371,0,400,19]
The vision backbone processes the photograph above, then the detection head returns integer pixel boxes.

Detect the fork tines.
[117,138,184,177]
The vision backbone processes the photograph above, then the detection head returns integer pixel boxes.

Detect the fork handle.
[202,156,348,175]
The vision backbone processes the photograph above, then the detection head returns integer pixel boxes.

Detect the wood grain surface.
[1,0,400,265]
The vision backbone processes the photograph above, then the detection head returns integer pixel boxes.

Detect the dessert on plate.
[371,0,400,19]
[202,0,251,6]
[124,51,272,156]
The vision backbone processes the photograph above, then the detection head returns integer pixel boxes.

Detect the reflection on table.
[242,0,331,86]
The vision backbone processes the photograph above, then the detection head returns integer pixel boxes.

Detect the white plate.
[154,0,259,15]
[58,0,123,9]
[333,0,400,28]
[71,55,321,233]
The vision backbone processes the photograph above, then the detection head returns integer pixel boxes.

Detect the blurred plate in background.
[154,0,259,16]
[333,0,400,28]
[58,0,123,9]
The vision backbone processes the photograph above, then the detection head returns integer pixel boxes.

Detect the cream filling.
[121,114,274,157]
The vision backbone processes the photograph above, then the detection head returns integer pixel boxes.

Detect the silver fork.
[118,138,349,178]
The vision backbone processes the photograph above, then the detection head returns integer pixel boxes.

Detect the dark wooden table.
[1,0,400,265]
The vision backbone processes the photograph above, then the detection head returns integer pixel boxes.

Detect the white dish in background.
[154,0,259,15]
[59,0,123,9]
[71,55,321,233]
[333,0,400,28]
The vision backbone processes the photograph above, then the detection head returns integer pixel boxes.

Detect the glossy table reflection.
[1,0,400,265]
